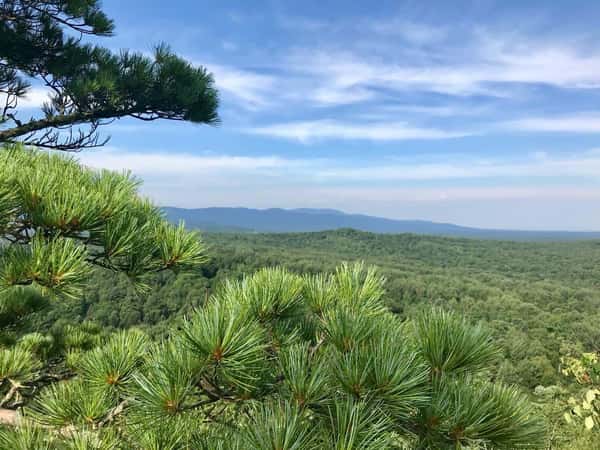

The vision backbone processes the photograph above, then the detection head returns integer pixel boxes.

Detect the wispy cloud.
[245,119,472,142]
[299,186,600,202]
[78,148,295,175]
[307,86,376,106]
[367,19,448,44]
[504,113,600,133]
[280,28,600,104]
[208,64,277,110]
[189,23,600,118]
[356,104,491,121]
[288,42,600,99]
[79,147,600,183]
[316,151,600,181]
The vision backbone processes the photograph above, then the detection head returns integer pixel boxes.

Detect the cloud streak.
[208,64,277,110]
[504,113,600,133]
[202,24,600,114]
[287,38,600,100]
[245,119,473,142]
[78,148,295,175]
[316,152,600,180]
[79,147,600,183]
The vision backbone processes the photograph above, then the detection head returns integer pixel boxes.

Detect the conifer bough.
[0,142,206,430]
[0,144,208,297]
[0,0,219,151]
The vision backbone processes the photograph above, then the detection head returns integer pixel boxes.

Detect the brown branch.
[0,382,19,408]
[0,111,93,141]
[98,399,127,427]
[182,397,221,411]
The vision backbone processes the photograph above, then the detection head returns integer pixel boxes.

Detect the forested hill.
[38,229,600,391]
[163,206,600,241]
[206,229,600,285]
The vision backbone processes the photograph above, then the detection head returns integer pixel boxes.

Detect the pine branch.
[0,111,103,141]
[0,382,20,408]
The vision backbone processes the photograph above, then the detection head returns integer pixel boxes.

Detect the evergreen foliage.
[0,0,219,150]
[0,263,546,448]
[0,144,206,295]
[0,143,206,412]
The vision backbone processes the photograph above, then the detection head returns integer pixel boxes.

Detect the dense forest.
[37,230,600,388]
[21,229,598,444]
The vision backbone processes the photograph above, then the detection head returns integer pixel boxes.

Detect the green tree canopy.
[0,0,219,151]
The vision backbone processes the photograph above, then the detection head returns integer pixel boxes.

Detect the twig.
[98,399,128,427]
[0,382,20,408]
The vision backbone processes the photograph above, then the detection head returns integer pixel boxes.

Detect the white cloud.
[285,32,600,99]
[245,119,472,142]
[290,186,600,202]
[382,104,487,117]
[357,104,491,121]
[20,87,51,108]
[479,35,600,89]
[193,26,600,114]
[367,19,448,44]
[316,153,600,180]
[78,148,293,175]
[208,64,276,110]
[79,147,600,184]
[504,113,600,133]
[207,63,379,110]
[0,87,51,110]
[308,86,375,106]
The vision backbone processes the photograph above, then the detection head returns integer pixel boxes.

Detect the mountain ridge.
[162,206,600,241]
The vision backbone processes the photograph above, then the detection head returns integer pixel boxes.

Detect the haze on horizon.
[46,0,600,231]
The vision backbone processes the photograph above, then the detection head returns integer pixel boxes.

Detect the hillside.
[206,229,600,285]
[163,206,600,241]
[37,229,600,391]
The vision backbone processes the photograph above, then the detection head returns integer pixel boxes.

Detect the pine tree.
[0,143,206,420]
[0,0,219,151]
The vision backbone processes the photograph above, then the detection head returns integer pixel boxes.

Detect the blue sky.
[47,1,600,229]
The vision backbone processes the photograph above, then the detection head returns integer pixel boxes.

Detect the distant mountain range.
[162,207,600,241]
